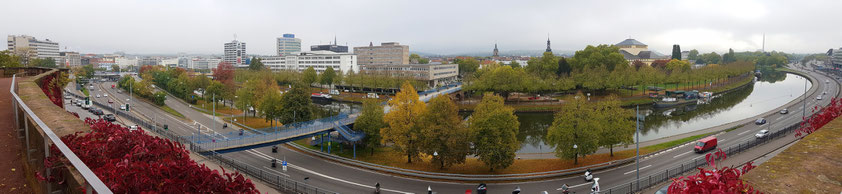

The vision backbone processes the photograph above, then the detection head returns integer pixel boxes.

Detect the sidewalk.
[0,78,35,193]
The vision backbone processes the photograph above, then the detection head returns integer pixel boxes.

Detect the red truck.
[694,136,717,153]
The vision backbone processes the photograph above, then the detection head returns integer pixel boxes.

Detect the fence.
[601,123,800,194]
[13,75,113,194]
[65,89,338,194]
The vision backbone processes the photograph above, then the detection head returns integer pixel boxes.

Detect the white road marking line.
[566,182,591,189]
[673,151,692,158]
[262,166,291,177]
[718,139,728,143]
[623,165,652,175]
[245,150,414,194]
[775,117,783,121]
[737,130,751,136]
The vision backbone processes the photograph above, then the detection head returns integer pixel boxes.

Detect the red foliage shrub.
[796,97,842,138]
[38,118,259,193]
[39,73,64,107]
[668,149,761,194]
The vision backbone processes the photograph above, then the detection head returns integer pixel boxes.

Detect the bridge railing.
[12,75,113,194]
[602,122,800,194]
[190,114,352,151]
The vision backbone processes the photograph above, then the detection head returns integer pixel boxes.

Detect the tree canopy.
[420,95,471,169]
[382,81,426,163]
[469,93,519,171]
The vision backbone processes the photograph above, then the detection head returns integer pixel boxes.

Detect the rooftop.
[616,38,647,46]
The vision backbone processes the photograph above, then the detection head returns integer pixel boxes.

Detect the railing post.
[25,117,31,162]
[45,138,52,193]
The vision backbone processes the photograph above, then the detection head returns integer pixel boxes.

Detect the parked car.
[82,104,91,110]
[96,94,100,98]
[88,107,98,113]
[694,136,717,153]
[65,95,72,99]
[755,129,770,138]
[108,99,113,103]
[780,109,788,114]
[103,114,117,122]
[93,109,104,116]
[755,118,766,125]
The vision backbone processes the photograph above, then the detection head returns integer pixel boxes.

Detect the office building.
[7,35,60,65]
[58,52,81,67]
[161,58,179,67]
[354,42,410,65]
[261,50,357,74]
[115,57,138,69]
[224,39,247,67]
[277,34,301,56]
[190,58,222,70]
[311,44,348,53]
[360,63,458,87]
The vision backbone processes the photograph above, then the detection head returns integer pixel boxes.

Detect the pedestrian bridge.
[186,83,462,154]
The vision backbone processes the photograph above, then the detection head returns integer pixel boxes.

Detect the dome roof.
[616,39,647,46]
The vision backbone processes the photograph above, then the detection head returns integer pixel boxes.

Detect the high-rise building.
[277,34,301,56]
[224,40,247,67]
[261,51,357,73]
[7,35,60,65]
[58,52,81,67]
[354,42,410,65]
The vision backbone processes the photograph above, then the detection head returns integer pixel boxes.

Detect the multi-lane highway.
[67,66,838,194]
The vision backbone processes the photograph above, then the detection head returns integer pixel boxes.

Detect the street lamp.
[573,144,578,165]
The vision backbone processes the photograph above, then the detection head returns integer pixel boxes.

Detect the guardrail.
[65,88,336,194]
[602,122,800,194]
[12,75,113,194]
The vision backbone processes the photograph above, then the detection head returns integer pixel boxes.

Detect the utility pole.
[213,94,216,133]
[635,105,640,190]
[803,75,807,119]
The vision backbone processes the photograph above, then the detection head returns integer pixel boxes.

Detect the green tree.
[205,81,225,106]
[320,67,336,87]
[111,65,121,72]
[0,50,22,68]
[557,57,572,76]
[382,81,426,163]
[249,57,264,71]
[258,89,283,128]
[666,59,691,74]
[409,53,429,64]
[278,82,313,124]
[546,92,600,164]
[509,60,521,68]
[671,44,682,60]
[525,52,560,78]
[469,93,519,171]
[595,95,634,156]
[30,58,57,68]
[153,91,167,106]
[569,44,628,71]
[688,49,699,60]
[420,95,471,169]
[698,52,721,64]
[455,58,480,75]
[82,64,95,78]
[354,99,386,155]
[302,66,318,86]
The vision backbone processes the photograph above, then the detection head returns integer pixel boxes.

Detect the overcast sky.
[3,0,840,56]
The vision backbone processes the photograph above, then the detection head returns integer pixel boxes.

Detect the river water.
[516,72,810,153]
[315,71,811,154]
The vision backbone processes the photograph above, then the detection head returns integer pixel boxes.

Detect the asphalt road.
[69,66,838,194]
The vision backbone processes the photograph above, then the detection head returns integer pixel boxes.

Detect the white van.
[367,93,378,99]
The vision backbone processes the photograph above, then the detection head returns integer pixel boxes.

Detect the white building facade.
[224,40,247,67]
[7,35,60,64]
[277,33,301,56]
[262,51,357,74]
[190,58,222,70]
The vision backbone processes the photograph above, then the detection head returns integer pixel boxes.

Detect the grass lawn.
[193,99,243,115]
[161,105,186,119]
[234,116,276,129]
[81,87,90,96]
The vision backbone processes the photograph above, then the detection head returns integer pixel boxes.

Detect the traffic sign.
[282,160,287,171]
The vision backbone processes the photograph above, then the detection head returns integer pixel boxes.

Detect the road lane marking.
[566,182,591,189]
[718,139,728,143]
[673,151,692,158]
[262,166,291,177]
[775,117,783,121]
[623,165,652,175]
[737,130,751,136]
[245,150,414,194]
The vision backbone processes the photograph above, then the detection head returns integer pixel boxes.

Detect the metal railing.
[188,114,355,151]
[65,89,336,194]
[11,75,113,194]
[601,122,801,194]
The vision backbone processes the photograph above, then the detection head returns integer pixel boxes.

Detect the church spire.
[545,35,552,53]
[493,43,499,57]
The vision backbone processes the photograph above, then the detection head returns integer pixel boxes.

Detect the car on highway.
[120,105,126,110]
[82,104,91,110]
[104,94,108,97]
[755,118,766,125]
[96,94,100,98]
[755,129,770,138]
[780,109,788,114]
[65,95,72,99]
[93,109,104,116]
[694,136,717,153]
[129,125,138,131]
[817,95,823,100]
[103,114,116,122]
[108,99,113,103]
[88,107,98,113]
[75,101,82,107]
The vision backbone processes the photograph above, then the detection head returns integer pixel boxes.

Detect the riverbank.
[456,74,755,113]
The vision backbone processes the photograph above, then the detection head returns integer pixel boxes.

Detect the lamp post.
[573,144,578,165]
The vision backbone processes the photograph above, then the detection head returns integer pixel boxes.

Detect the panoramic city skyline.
[2,0,839,55]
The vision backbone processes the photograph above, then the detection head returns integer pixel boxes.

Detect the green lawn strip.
[643,132,714,152]
[81,87,90,96]
[161,105,186,119]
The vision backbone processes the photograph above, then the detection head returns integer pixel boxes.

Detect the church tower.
[545,37,552,53]
[493,44,499,57]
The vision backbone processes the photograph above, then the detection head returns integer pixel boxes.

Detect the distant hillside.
[414,49,576,57]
